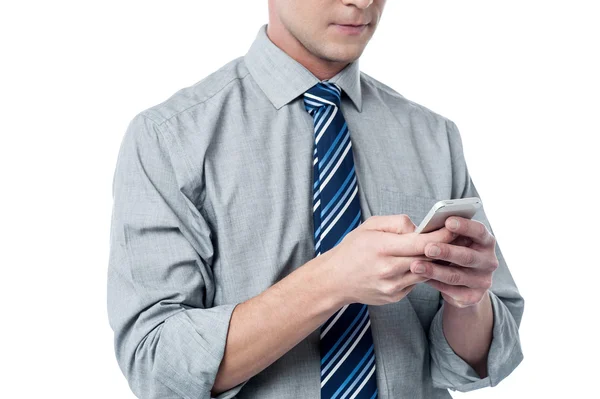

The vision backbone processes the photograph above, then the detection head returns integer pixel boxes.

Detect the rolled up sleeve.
[107,113,249,398]
[427,120,525,392]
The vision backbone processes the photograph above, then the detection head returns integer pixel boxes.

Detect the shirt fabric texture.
[107,23,525,399]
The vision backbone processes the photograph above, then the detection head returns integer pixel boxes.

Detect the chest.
[191,101,453,305]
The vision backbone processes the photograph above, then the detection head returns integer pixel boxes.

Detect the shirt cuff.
[428,290,524,392]
[154,303,251,399]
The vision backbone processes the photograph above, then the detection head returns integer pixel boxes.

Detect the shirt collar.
[244,24,363,112]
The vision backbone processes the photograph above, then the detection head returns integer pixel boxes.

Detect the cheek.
[286,0,323,26]
[282,6,323,39]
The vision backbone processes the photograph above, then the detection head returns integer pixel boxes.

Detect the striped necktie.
[303,81,378,399]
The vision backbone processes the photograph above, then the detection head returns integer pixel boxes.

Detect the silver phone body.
[414,197,482,234]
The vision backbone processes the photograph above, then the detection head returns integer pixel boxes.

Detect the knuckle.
[462,250,476,266]
[453,297,468,308]
[419,262,431,276]
[381,282,397,296]
[466,291,481,305]
[399,214,412,223]
[457,295,470,307]
[428,243,442,257]
[379,262,395,279]
[439,244,449,258]
[489,258,500,270]
[399,214,415,228]
[475,222,487,240]
[482,277,493,290]
[388,214,413,235]
[444,229,457,243]
[448,272,462,285]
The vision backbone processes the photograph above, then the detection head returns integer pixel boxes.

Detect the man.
[107,0,524,398]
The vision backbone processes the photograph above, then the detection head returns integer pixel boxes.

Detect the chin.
[323,45,364,63]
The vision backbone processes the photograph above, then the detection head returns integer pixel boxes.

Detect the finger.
[380,255,432,277]
[381,226,459,257]
[399,283,420,296]
[418,226,459,245]
[410,261,491,288]
[446,217,495,247]
[450,235,473,247]
[403,270,431,286]
[419,227,462,257]
[424,279,470,297]
[390,283,419,301]
[423,280,487,308]
[401,285,416,295]
[380,267,430,297]
[423,241,484,269]
[372,223,456,256]
[433,232,476,265]
[362,214,417,234]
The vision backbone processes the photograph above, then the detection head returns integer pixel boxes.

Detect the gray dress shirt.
[107,23,524,399]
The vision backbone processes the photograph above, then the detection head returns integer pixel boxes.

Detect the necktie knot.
[303,81,342,115]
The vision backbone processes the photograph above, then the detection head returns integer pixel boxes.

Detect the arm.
[107,113,344,399]
[211,251,340,396]
[426,120,525,392]
[442,290,494,378]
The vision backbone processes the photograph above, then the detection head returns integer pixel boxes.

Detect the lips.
[333,24,368,35]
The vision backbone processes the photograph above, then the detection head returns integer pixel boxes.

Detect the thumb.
[360,214,417,234]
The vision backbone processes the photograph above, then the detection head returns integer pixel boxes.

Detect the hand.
[410,216,499,308]
[319,214,458,306]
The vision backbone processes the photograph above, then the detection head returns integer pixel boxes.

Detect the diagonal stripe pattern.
[303,81,378,399]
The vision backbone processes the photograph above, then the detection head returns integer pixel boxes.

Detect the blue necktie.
[303,81,378,399]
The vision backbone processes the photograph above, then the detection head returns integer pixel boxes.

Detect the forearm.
[211,252,343,396]
[442,290,494,378]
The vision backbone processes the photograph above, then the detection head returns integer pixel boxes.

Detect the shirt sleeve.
[107,113,250,399]
[427,119,525,392]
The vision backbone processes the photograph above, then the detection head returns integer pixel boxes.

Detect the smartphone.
[414,197,482,234]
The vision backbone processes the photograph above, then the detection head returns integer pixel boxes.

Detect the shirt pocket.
[377,186,441,303]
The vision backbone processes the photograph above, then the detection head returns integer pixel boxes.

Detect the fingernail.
[448,218,459,230]
[414,264,426,273]
[428,245,440,256]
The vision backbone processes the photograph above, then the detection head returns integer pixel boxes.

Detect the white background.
[1,1,598,397]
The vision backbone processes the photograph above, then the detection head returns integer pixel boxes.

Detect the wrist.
[443,290,490,314]
[304,250,349,311]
